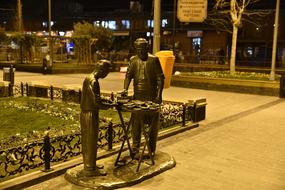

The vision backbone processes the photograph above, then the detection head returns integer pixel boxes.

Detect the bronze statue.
[123,38,165,158]
[80,59,112,177]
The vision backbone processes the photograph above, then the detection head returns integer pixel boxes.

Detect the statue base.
[65,151,176,189]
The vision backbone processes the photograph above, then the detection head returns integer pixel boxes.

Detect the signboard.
[187,30,203,37]
[177,0,207,23]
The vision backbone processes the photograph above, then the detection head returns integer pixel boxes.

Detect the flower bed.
[172,71,280,96]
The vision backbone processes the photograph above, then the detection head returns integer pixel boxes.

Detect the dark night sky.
[0,0,282,18]
[0,0,281,10]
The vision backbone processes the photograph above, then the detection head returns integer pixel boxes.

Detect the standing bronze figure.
[80,60,112,177]
[123,38,165,158]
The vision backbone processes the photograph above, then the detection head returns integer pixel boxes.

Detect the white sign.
[177,0,207,23]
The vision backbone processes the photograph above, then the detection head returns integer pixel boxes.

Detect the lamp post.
[48,0,53,68]
[270,0,280,81]
[17,0,23,32]
[153,0,161,54]
[172,0,177,50]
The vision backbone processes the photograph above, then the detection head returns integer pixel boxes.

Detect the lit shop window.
[148,20,154,28]
[94,21,100,27]
[121,20,130,29]
[42,21,55,28]
[108,21,116,30]
[147,32,153,37]
[94,21,117,30]
[147,19,168,28]
[247,47,253,57]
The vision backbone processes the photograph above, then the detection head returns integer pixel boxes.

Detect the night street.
[1,71,284,190]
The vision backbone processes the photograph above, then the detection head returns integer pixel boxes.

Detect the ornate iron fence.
[0,82,196,179]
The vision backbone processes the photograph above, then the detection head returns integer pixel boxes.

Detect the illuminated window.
[94,21,100,26]
[121,20,130,29]
[148,19,154,28]
[247,47,253,56]
[108,21,116,30]
[59,31,65,36]
[162,19,168,27]
[147,32,153,37]
[148,19,168,28]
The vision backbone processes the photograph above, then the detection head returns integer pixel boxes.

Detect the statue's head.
[96,59,111,79]
[134,38,148,61]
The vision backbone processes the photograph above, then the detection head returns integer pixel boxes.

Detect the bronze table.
[114,101,160,172]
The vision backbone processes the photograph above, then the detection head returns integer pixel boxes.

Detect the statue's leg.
[149,112,160,154]
[80,110,101,176]
[131,112,142,155]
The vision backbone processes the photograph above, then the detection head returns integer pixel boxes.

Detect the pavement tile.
[1,72,285,190]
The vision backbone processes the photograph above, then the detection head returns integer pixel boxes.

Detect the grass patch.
[180,71,280,81]
[0,97,129,142]
[0,107,75,140]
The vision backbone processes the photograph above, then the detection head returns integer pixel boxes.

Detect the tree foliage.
[10,33,41,64]
[0,27,8,44]
[72,21,113,65]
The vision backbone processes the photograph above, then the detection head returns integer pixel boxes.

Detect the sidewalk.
[1,71,285,190]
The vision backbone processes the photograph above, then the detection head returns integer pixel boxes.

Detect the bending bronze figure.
[80,60,112,177]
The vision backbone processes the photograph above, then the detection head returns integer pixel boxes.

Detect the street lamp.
[270,0,280,81]
[153,0,161,54]
[17,0,23,32]
[48,0,53,68]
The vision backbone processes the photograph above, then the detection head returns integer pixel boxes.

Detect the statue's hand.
[120,89,128,97]
[153,97,162,104]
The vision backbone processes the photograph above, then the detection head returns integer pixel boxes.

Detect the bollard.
[107,122,113,150]
[50,86,54,100]
[43,133,52,172]
[279,74,285,98]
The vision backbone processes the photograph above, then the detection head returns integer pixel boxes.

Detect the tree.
[72,21,113,65]
[210,0,268,74]
[10,33,40,64]
[0,27,8,43]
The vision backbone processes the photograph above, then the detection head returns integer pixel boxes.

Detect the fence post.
[8,83,13,96]
[26,83,29,96]
[182,104,186,126]
[21,82,24,96]
[43,133,52,172]
[279,73,285,98]
[107,122,113,150]
[50,85,54,100]
[78,89,82,103]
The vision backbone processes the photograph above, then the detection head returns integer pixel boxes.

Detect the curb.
[0,122,199,190]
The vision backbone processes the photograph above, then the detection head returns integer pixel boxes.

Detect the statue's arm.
[123,60,134,95]
[155,57,165,103]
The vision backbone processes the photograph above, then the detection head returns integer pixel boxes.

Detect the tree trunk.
[230,24,238,74]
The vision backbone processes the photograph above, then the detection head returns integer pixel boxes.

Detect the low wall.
[171,75,279,96]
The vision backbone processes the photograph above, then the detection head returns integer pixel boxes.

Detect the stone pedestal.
[65,151,175,189]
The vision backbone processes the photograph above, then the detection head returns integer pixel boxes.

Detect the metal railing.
[0,82,193,179]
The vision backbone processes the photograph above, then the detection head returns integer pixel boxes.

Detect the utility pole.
[153,0,161,54]
[172,0,177,50]
[270,0,280,81]
[17,0,23,32]
[48,0,53,68]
